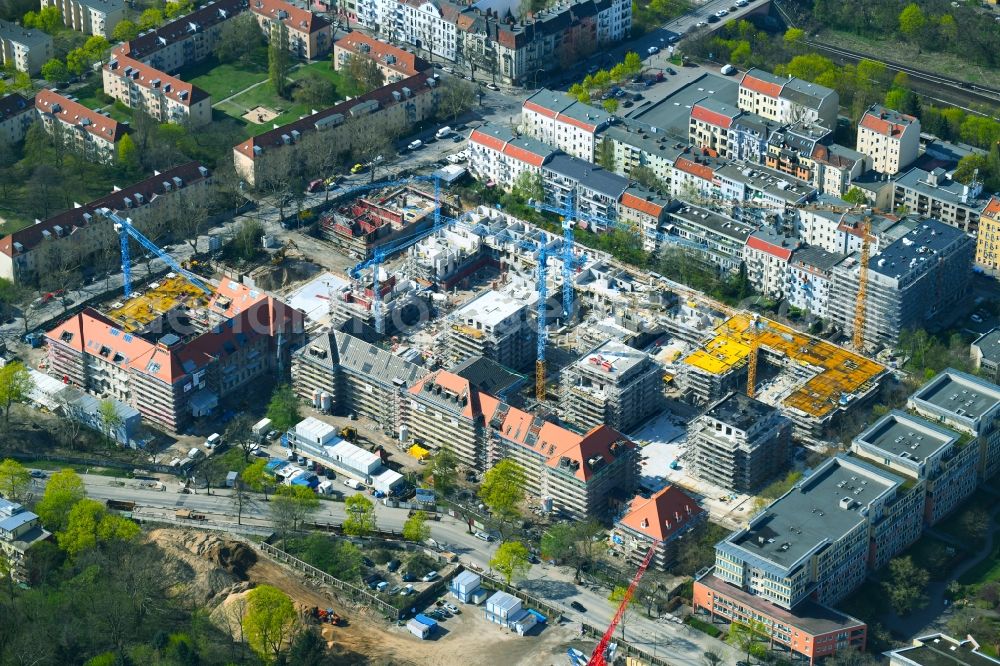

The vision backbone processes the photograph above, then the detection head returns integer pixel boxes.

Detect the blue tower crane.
[97,207,211,297]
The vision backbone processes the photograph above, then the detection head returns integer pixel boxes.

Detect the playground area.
[243,105,280,124]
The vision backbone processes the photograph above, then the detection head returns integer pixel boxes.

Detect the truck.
[105,499,136,513]
[176,509,207,521]
[252,418,273,439]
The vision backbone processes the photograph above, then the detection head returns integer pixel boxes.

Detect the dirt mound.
[146,529,257,605]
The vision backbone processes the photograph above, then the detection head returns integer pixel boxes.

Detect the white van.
[720,64,736,75]
[205,433,222,449]
[344,478,363,490]
[188,447,203,459]
[435,126,453,139]
[407,139,423,151]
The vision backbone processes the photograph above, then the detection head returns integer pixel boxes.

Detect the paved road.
[43,472,740,665]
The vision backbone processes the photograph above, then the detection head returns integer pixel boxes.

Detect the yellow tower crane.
[746,315,762,399]
[852,212,873,352]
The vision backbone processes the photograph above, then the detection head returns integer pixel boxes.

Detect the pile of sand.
[147,529,257,605]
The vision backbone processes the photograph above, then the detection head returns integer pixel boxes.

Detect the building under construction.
[559,339,663,434]
[678,313,887,444]
[444,285,538,373]
[319,183,441,260]
[330,270,431,336]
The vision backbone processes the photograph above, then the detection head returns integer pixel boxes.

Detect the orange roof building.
[250,0,332,60]
[407,369,639,520]
[45,282,304,432]
[333,32,429,82]
[613,485,705,570]
[34,90,127,165]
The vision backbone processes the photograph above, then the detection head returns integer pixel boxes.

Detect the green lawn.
[181,54,270,101]
[72,82,111,109]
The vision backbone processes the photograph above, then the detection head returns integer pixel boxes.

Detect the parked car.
[486,82,499,91]
[444,603,460,614]
[570,601,587,613]
[422,571,439,582]
[647,46,659,55]
[408,139,423,151]
[387,559,401,572]
[401,572,416,582]
[474,531,493,542]
[351,163,366,174]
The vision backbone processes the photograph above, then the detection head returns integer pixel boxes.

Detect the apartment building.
[42,0,124,37]
[887,633,1000,666]
[795,205,902,257]
[0,499,50,583]
[234,72,440,186]
[522,88,614,161]
[467,122,558,190]
[542,154,628,223]
[600,119,686,186]
[892,166,989,234]
[670,155,721,201]
[0,92,34,144]
[852,411,978,526]
[764,120,830,183]
[445,289,537,372]
[856,104,920,176]
[0,162,212,284]
[743,228,798,299]
[971,328,1000,384]
[738,68,838,128]
[618,186,670,252]
[811,143,867,198]
[103,56,212,126]
[250,0,332,59]
[334,32,429,83]
[45,281,304,432]
[559,339,662,434]
[688,98,742,158]
[612,485,704,571]
[291,329,427,435]
[715,161,816,228]
[974,197,1000,275]
[828,218,974,347]
[785,245,841,319]
[0,20,52,75]
[667,205,754,273]
[114,0,244,72]
[909,369,1000,482]
[687,392,791,493]
[727,112,772,164]
[407,370,488,469]
[34,90,127,164]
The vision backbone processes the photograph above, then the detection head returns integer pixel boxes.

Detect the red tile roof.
[502,142,546,167]
[674,157,715,181]
[741,72,783,98]
[0,162,209,259]
[859,106,916,138]
[105,55,208,107]
[523,99,559,120]
[35,90,126,144]
[984,196,1000,219]
[691,103,734,129]
[235,73,435,161]
[620,191,665,218]
[545,425,635,482]
[251,0,331,34]
[469,128,508,152]
[409,370,483,420]
[618,486,703,542]
[747,233,793,261]
[334,33,429,77]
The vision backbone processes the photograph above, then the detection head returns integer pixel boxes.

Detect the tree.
[270,485,320,536]
[267,384,300,432]
[268,22,291,98]
[956,506,990,544]
[35,468,85,531]
[138,7,163,30]
[41,59,68,84]
[478,459,525,539]
[898,4,926,42]
[242,458,276,500]
[244,584,298,664]
[883,556,930,615]
[117,133,139,172]
[112,19,139,42]
[825,649,879,666]
[97,399,124,447]
[342,493,376,537]
[0,459,30,502]
[225,412,259,462]
[215,13,264,67]
[540,523,577,563]
[65,47,90,76]
[630,165,665,190]
[403,510,431,543]
[729,618,769,663]
[424,446,458,496]
[164,0,194,18]
[490,540,531,585]
[437,78,476,121]
[292,72,338,108]
[83,35,109,60]
[783,27,805,48]
[953,153,989,185]
[602,98,619,114]
[510,171,544,203]
[781,53,836,83]
[287,627,333,666]
[344,53,385,95]
[0,361,32,424]
[608,585,638,638]
[231,476,257,526]
[842,186,867,206]
[622,51,642,77]
[57,498,140,557]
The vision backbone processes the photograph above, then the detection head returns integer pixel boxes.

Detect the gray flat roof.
[973,328,1000,363]
[911,369,1000,420]
[791,245,842,272]
[716,162,816,203]
[868,218,969,279]
[450,355,524,396]
[669,205,755,243]
[705,392,776,431]
[576,339,649,376]
[888,634,1000,666]
[601,119,689,160]
[779,77,835,109]
[895,167,990,212]
[726,456,898,571]
[525,88,612,127]
[452,289,528,327]
[634,73,738,139]
[854,410,957,465]
[544,154,628,198]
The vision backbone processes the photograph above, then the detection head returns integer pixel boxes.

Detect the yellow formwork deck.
[683,313,886,418]
[106,275,210,332]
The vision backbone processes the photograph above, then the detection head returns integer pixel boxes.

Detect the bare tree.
[231,478,258,526]
[225,413,259,462]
